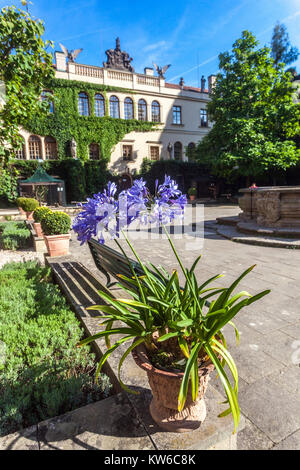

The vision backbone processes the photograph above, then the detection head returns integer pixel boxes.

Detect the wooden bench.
[88,238,154,288]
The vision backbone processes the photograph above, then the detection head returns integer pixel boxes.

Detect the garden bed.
[0,221,31,251]
[0,261,112,437]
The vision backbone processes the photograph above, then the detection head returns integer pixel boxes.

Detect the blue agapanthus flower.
[72,176,187,244]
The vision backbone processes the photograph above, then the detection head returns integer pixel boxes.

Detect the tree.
[195,31,300,182]
[271,22,299,68]
[0,2,54,165]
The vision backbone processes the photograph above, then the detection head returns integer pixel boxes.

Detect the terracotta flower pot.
[18,206,26,215]
[44,233,70,257]
[26,211,34,220]
[132,340,215,433]
[189,195,196,201]
[33,222,43,238]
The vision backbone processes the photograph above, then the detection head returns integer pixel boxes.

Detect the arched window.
[78,92,89,116]
[109,96,120,118]
[124,97,134,120]
[151,101,160,122]
[174,141,182,161]
[41,90,54,113]
[45,136,58,160]
[187,142,196,160]
[89,143,100,160]
[15,137,26,159]
[28,135,42,160]
[95,94,105,117]
[138,99,147,121]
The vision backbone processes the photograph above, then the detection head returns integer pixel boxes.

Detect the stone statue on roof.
[103,37,134,72]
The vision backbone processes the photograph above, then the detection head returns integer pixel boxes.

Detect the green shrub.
[41,211,71,235]
[19,198,39,212]
[0,261,112,436]
[33,206,52,223]
[16,197,26,208]
[0,222,31,250]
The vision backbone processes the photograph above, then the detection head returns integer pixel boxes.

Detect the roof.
[21,165,63,184]
[165,83,208,93]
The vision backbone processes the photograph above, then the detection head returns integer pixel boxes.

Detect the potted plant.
[73,178,270,433]
[41,211,71,257]
[188,187,197,201]
[32,206,51,238]
[18,197,39,220]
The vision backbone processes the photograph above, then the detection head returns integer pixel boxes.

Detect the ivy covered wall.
[25,78,156,161]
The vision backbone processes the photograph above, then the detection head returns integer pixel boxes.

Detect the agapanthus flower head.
[72,176,187,244]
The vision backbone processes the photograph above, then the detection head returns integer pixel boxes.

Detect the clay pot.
[26,211,34,220]
[18,206,26,215]
[189,195,196,201]
[132,340,215,432]
[44,233,70,257]
[33,222,43,238]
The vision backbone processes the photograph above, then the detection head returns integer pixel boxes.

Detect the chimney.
[201,75,206,92]
[144,67,154,76]
[55,51,67,72]
[179,77,184,89]
[208,75,217,93]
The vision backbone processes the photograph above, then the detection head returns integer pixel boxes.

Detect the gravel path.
[0,249,45,269]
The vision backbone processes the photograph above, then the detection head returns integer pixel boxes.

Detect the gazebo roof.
[21,165,63,184]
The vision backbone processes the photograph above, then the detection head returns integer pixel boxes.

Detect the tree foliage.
[271,22,299,67]
[195,31,300,180]
[0,3,54,165]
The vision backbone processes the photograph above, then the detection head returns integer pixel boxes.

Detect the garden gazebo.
[19,165,66,206]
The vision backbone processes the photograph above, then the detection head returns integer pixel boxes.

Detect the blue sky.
[1,0,300,86]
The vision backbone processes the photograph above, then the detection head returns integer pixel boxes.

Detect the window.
[15,138,26,159]
[174,141,182,161]
[41,90,54,113]
[109,96,120,118]
[138,99,147,121]
[172,106,182,124]
[151,101,160,122]
[200,109,208,127]
[124,97,134,120]
[95,94,105,117]
[187,142,196,161]
[28,135,42,160]
[45,136,57,160]
[123,145,133,160]
[89,143,100,160]
[78,92,89,116]
[150,146,159,161]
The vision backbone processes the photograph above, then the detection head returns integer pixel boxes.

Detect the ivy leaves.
[0,5,54,165]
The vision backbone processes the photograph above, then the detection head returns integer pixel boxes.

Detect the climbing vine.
[25,78,156,161]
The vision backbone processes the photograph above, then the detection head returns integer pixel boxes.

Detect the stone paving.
[68,204,300,450]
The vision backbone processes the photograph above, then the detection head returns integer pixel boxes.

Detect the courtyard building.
[16,38,216,175]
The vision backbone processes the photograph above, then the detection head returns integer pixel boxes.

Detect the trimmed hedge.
[18,198,39,212]
[33,206,52,223]
[0,261,112,436]
[0,221,31,251]
[41,211,71,235]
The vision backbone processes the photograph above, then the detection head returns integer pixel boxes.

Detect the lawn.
[0,261,112,436]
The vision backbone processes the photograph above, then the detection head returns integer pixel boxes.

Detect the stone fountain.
[216,186,300,249]
[238,186,300,227]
